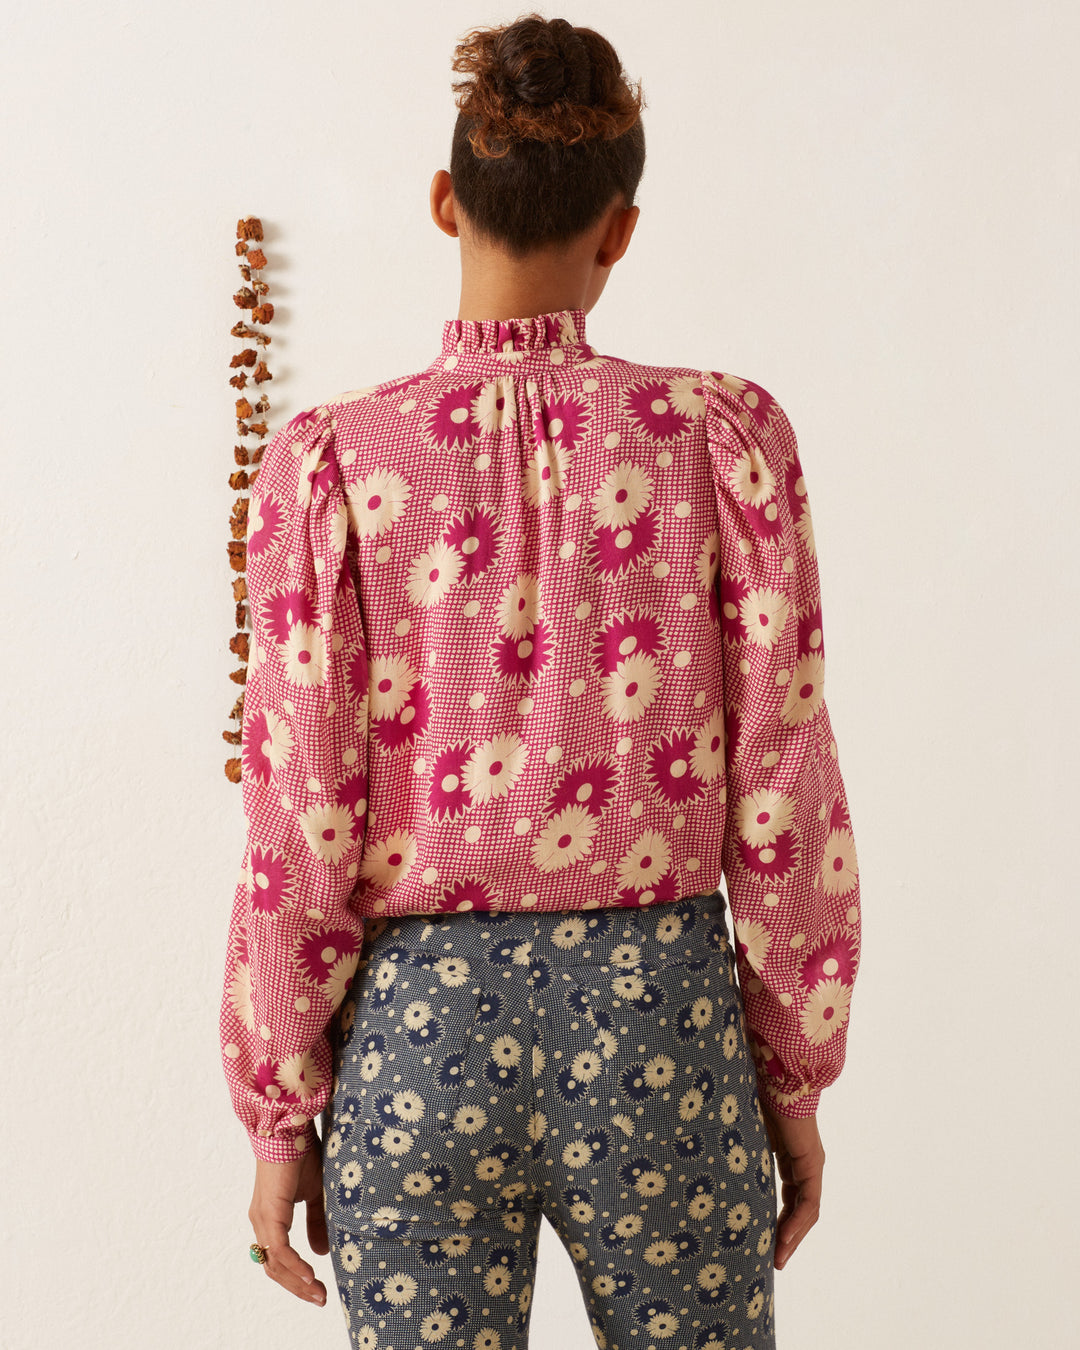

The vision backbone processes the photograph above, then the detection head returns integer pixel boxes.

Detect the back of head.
[449,12,646,259]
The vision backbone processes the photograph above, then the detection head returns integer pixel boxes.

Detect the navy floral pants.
[320,888,778,1350]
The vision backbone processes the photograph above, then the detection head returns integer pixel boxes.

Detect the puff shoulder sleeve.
[219,403,370,1162]
[701,370,861,1118]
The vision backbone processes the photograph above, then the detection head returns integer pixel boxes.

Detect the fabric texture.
[218,306,861,1163]
[321,889,777,1349]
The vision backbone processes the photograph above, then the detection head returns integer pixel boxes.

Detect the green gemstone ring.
[249,1242,269,1265]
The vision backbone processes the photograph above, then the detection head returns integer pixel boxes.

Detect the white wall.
[2,1,1077,1346]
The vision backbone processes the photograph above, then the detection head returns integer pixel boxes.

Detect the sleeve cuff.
[247,1115,320,1164]
[757,1080,822,1120]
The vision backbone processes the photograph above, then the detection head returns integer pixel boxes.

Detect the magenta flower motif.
[732,829,800,883]
[622,379,693,443]
[547,756,618,819]
[373,680,431,751]
[254,1057,297,1102]
[337,772,368,819]
[429,743,473,820]
[646,731,707,807]
[797,602,825,663]
[535,393,590,451]
[306,446,340,502]
[799,929,858,990]
[296,926,360,984]
[591,609,666,679]
[242,709,274,784]
[247,493,284,559]
[284,407,321,435]
[249,845,296,916]
[346,645,369,703]
[716,575,749,640]
[613,870,681,907]
[443,507,501,583]
[735,376,777,430]
[438,876,498,913]
[261,586,317,643]
[588,508,659,577]
[744,498,787,547]
[492,618,554,683]
[426,382,486,451]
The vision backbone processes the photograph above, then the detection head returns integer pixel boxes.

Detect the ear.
[430,169,459,239]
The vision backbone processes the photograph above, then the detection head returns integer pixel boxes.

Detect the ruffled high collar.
[441,307,592,365]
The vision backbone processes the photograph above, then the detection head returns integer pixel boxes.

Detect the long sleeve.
[219,402,370,1162]
[701,370,861,1119]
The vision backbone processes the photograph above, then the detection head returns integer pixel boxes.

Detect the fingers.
[253,1221,328,1306]
[766,1119,825,1272]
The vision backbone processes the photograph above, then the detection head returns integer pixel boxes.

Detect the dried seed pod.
[228,373,247,391]
[235,397,254,420]
[227,540,247,572]
[232,577,247,602]
[252,278,269,297]
[223,728,243,746]
[236,217,263,241]
[246,420,268,437]
[230,694,245,722]
[225,757,242,783]
[229,632,250,661]
[229,665,248,686]
[235,239,249,256]
[233,287,257,310]
[229,469,249,491]
[247,248,267,269]
[234,601,247,628]
[253,360,272,383]
[233,444,249,466]
[251,302,274,324]
[238,263,252,282]
[247,468,260,488]
[249,445,265,465]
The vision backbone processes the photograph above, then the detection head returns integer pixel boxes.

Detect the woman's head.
[446,12,646,260]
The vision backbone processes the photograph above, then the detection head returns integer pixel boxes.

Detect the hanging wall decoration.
[223,216,274,782]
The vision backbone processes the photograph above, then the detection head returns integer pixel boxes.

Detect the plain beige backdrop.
[2,1,1077,1346]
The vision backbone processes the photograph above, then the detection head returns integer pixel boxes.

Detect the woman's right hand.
[760,1098,825,1270]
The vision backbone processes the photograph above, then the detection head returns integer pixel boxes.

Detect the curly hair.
[448,12,646,256]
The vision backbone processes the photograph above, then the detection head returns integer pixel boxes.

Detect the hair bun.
[451,12,644,157]
[501,16,591,106]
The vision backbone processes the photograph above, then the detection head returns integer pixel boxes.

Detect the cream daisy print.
[739,588,789,648]
[780,652,826,726]
[733,917,773,975]
[498,574,541,639]
[800,978,851,1044]
[474,377,518,434]
[360,831,417,888]
[729,445,776,509]
[407,540,464,608]
[600,652,660,722]
[463,733,528,803]
[281,623,327,686]
[522,439,570,507]
[591,461,653,528]
[690,709,725,781]
[368,655,419,721]
[346,469,411,538]
[822,827,859,894]
[616,830,671,890]
[300,802,354,866]
[733,789,795,848]
[531,805,599,871]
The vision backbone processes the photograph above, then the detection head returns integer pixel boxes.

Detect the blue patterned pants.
[320,888,778,1349]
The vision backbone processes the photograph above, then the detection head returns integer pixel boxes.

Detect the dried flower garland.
[224,216,274,782]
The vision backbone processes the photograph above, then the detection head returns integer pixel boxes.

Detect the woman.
[220,13,861,1348]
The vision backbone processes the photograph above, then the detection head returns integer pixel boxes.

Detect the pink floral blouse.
[219,307,861,1162]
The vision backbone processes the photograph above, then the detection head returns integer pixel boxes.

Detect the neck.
[456,241,597,322]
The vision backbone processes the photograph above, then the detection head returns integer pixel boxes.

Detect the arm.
[701,369,861,1119]
[219,402,370,1162]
